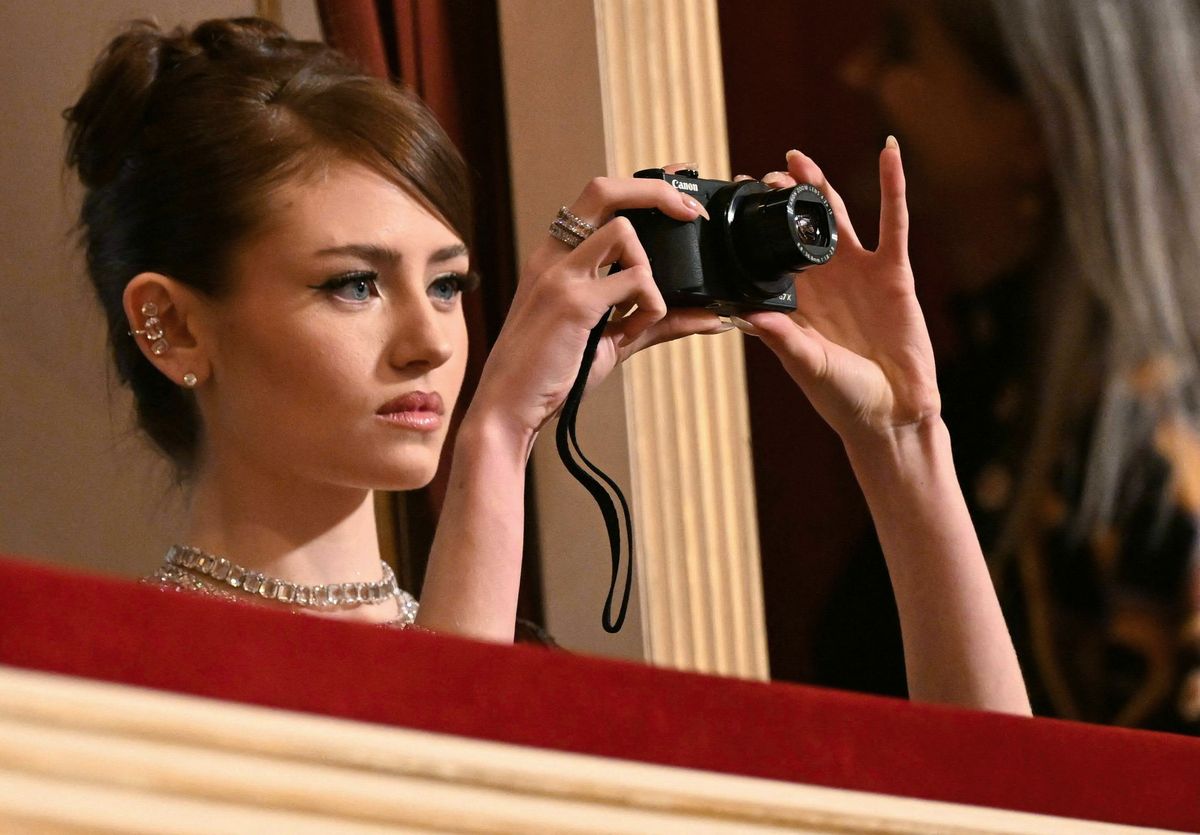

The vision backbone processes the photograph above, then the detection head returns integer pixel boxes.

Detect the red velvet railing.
[1,554,1197,831]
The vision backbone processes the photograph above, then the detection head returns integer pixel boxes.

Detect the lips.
[376,391,444,431]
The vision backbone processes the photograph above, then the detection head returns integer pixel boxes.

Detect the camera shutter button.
[677,168,699,178]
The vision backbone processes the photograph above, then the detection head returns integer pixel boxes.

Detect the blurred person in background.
[817,0,1200,733]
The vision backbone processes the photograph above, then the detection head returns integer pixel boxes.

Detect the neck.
[183,447,394,621]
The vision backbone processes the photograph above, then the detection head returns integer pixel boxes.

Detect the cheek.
[209,316,374,438]
[440,313,471,408]
[228,322,330,389]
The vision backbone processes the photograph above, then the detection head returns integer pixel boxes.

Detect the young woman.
[66,17,1029,714]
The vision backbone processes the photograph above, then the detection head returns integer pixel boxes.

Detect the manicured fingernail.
[885,134,899,150]
[711,323,735,334]
[762,171,787,185]
[683,195,710,220]
[785,149,804,162]
[729,315,760,336]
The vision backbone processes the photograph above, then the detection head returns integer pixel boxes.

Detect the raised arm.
[416,176,727,640]
[744,141,1031,715]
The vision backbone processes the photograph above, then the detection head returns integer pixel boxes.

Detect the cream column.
[499,0,769,679]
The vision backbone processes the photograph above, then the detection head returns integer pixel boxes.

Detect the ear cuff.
[130,301,197,388]
[129,301,169,356]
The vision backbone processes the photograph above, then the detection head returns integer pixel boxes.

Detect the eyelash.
[313,271,379,302]
[431,271,481,301]
[310,270,481,304]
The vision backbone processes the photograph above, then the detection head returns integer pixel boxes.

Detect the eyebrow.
[314,242,469,265]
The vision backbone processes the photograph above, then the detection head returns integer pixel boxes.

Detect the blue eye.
[314,272,378,303]
[429,274,467,303]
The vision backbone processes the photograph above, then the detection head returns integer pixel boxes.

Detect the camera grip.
[620,208,705,296]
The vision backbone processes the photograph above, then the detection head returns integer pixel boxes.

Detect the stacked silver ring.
[549,206,598,249]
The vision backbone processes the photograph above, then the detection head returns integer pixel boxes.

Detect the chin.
[376,472,439,492]
[365,456,441,492]
[331,434,447,491]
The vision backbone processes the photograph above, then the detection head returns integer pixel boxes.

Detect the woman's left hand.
[741,142,941,449]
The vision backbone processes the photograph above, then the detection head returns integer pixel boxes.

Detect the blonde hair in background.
[985,0,1200,561]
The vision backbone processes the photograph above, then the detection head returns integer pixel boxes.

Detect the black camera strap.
[555,307,634,633]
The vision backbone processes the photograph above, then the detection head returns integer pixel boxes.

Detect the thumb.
[743,311,829,386]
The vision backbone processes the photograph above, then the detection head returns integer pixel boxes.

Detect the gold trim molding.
[0,666,1154,834]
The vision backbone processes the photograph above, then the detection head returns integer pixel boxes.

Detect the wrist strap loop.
[555,306,634,633]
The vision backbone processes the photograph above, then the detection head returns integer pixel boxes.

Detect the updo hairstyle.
[64,17,471,479]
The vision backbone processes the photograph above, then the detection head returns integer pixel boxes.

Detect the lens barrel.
[730,183,836,285]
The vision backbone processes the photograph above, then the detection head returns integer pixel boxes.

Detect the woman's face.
[842,1,1048,285]
[193,161,471,491]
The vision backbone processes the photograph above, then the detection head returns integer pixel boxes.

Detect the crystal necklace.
[160,544,416,618]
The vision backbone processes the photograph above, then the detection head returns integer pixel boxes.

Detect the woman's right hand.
[469,172,731,450]
[425,172,730,640]
[741,141,942,449]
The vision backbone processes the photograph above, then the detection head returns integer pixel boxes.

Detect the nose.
[385,294,454,373]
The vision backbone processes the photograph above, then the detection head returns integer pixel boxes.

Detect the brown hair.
[64,17,471,479]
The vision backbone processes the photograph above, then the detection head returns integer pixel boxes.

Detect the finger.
[565,215,650,273]
[761,171,795,189]
[613,299,638,319]
[662,161,699,174]
[594,264,667,341]
[734,174,755,182]
[784,149,861,248]
[743,311,828,385]
[529,221,661,333]
[619,308,732,352]
[530,219,651,326]
[784,149,824,190]
[877,136,910,261]
[569,176,709,225]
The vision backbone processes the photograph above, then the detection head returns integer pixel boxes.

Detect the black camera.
[620,168,837,314]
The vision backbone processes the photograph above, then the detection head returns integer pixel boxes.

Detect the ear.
[123,273,212,389]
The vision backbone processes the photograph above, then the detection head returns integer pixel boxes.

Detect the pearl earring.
[182,373,198,388]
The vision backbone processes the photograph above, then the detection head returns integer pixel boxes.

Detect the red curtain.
[316,0,541,625]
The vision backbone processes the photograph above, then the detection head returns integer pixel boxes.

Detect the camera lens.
[793,207,825,246]
[726,183,837,297]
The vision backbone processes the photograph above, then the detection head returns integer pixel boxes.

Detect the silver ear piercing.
[182,373,198,388]
[130,301,169,356]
